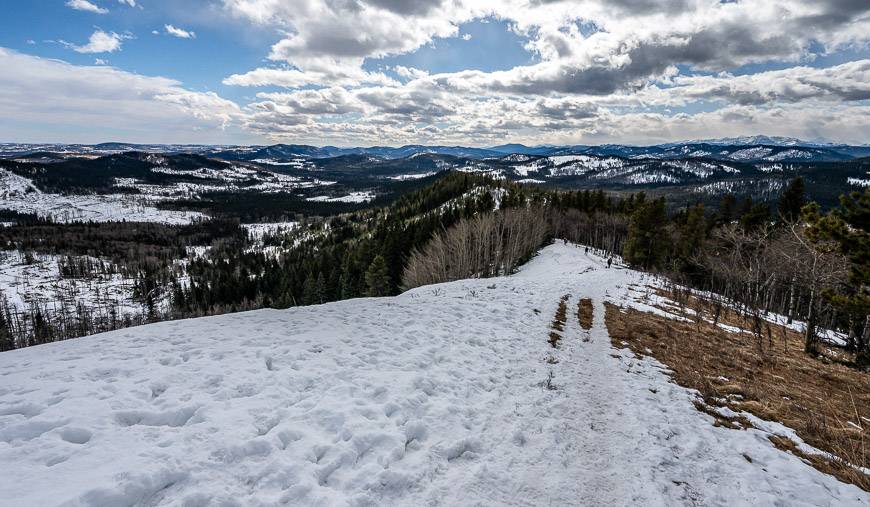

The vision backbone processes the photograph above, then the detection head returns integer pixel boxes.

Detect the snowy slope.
[0,244,866,506]
[0,169,205,224]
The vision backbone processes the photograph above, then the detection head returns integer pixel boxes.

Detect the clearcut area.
[0,244,866,506]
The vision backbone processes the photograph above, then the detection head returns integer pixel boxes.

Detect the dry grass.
[604,297,870,491]
[548,294,570,348]
[577,298,594,330]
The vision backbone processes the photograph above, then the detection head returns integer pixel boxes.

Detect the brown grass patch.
[577,298,594,330]
[548,294,570,348]
[552,294,569,332]
[604,300,870,491]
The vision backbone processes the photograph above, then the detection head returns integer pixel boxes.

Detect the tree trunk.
[804,287,818,355]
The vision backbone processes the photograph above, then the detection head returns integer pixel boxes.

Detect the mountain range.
[3,137,869,164]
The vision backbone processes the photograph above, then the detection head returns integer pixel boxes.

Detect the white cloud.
[165,24,196,39]
[65,0,108,14]
[10,1,870,145]
[395,66,429,80]
[0,48,243,143]
[68,30,126,54]
[217,0,870,145]
[224,64,397,89]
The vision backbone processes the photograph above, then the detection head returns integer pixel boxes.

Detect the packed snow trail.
[0,244,866,506]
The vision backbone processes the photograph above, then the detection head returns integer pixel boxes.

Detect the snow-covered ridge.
[0,244,865,505]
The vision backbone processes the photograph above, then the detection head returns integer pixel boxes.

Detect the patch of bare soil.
[604,299,870,491]
[549,294,570,348]
[577,298,593,330]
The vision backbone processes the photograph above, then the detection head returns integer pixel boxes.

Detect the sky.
[0,0,868,147]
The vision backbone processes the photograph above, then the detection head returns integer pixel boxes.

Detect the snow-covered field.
[0,169,205,224]
[0,244,866,505]
[387,172,437,181]
[307,191,375,203]
[0,251,144,316]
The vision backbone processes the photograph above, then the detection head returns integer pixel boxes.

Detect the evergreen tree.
[623,198,668,269]
[314,272,327,304]
[364,255,391,297]
[0,309,13,352]
[778,177,806,223]
[302,273,319,305]
[805,189,870,361]
[676,204,707,274]
[718,193,737,224]
[739,198,769,232]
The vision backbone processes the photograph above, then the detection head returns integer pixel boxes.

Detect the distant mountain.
[212,144,501,161]
[668,136,814,147]
[488,144,560,156]
[4,139,870,165]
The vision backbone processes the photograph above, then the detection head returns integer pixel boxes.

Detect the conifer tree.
[805,188,870,361]
[778,177,806,223]
[718,193,737,224]
[364,255,391,297]
[623,198,667,269]
[677,204,706,274]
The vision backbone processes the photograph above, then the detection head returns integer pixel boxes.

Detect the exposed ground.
[604,289,870,490]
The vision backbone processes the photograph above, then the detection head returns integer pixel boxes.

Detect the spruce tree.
[364,255,391,297]
[302,274,318,305]
[718,193,737,224]
[805,189,870,361]
[677,204,706,274]
[778,177,806,223]
[623,198,667,269]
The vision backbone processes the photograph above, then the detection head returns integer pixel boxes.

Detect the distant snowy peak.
[675,136,834,148]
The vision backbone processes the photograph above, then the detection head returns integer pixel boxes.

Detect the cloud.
[0,47,242,142]
[165,24,196,39]
[67,30,126,54]
[214,0,870,145]
[666,60,870,105]
[395,66,429,80]
[65,0,108,14]
[224,64,397,89]
[11,1,870,145]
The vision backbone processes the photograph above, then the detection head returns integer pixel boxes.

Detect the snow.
[625,171,680,184]
[0,244,866,506]
[241,222,298,241]
[728,147,774,160]
[511,159,547,176]
[251,158,313,170]
[0,251,145,315]
[306,191,375,203]
[548,156,626,177]
[112,168,332,198]
[0,169,206,224]
[848,177,870,187]
[764,149,813,161]
[387,172,437,181]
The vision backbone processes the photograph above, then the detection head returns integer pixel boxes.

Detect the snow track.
[0,244,866,506]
